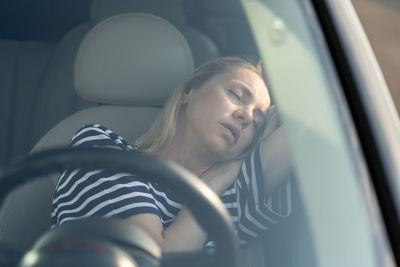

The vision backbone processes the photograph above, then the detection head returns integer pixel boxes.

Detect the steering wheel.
[0,147,239,267]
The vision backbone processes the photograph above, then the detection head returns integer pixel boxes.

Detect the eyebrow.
[231,80,269,114]
[231,80,253,98]
[236,86,268,123]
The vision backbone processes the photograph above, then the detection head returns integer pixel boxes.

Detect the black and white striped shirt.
[51,124,292,244]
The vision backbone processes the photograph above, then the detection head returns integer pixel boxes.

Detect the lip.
[220,122,240,145]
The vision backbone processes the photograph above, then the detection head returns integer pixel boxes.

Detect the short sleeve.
[235,141,292,243]
[50,124,160,227]
[69,124,134,151]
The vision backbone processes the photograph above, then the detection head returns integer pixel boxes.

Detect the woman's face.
[179,67,271,161]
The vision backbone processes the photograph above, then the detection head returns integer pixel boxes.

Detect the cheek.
[189,93,228,118]
[239,128,257,149]
[184,101,217,128]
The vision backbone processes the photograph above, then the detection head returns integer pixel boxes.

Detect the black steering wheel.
[0,147,239,267]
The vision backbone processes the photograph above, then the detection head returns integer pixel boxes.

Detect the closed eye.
[230,90,241,101]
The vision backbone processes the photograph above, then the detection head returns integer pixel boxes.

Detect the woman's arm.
[125,208,207,252]
[124,128,292,251]
[125,131,292,252]
[125,160,242,252]
[260,126,292,195]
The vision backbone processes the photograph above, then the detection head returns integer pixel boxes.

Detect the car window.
[241,0,396,266]
[351,0,400,113]
[1,1,399,267]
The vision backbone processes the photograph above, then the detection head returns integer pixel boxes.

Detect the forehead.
[211,68,271,110]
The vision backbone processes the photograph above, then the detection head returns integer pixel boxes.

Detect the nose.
[233,109,251,129]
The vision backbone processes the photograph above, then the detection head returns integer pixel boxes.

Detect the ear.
[181,89,193,104]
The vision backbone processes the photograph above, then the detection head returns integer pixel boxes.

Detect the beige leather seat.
[0,13,194,248]
[90,0,219,66]
[31,0,219,155]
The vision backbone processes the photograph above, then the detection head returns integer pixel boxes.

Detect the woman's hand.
[200,159,243,195]
[126,159,242,253]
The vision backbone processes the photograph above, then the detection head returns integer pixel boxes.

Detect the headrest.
[91,0,186,27]
[74,13,194,106]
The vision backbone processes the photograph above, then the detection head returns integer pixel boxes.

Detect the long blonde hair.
[135,57,268,155]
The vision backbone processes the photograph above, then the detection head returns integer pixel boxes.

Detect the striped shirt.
[51,124,292,244]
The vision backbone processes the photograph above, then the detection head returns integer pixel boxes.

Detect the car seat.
[91,0,219,67]
[30,0,219,159]
[0,12,194,249]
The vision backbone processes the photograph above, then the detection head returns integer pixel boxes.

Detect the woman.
[51,57,292,252]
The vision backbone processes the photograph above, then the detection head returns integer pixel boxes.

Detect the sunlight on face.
[179,67,270,161]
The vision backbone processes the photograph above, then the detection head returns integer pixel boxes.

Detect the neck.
[156,141,214,177]
[154,109,218,176]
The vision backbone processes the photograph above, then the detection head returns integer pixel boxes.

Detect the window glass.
[351,0,400,113]
[240,0,395,266]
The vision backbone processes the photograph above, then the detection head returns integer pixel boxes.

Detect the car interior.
[2,0,393,266]
[0,1,316,266]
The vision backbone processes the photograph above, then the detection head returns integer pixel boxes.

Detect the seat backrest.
[90,0,219,67]
[0,13,194,248]
[30,0,219,154]
[30,24,95,148]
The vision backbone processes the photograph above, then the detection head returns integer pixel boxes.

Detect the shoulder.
[70,124,134,151]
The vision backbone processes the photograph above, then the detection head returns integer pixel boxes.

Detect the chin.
[206,137,242,161]
[212,147,242,162]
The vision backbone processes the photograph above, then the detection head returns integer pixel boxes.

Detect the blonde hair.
[135,56,268,155]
